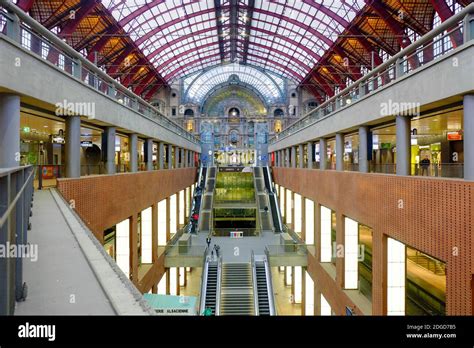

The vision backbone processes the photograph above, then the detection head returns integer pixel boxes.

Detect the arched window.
[184,109,194,117]
[274,108,284,117]
[228,108,240,117]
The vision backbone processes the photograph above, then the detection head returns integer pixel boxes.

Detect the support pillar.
[298,144,304,169]
[285,148,290,167]
[291,146,297,168]
[336,133,344,171]
[396,115,411,176]
[307,142,313,169]
[464,95,474,180]
[319,138,327,170]
[167,145,173,169]
[358,126,369,173]
[145,139,153,171]
[65,115,81,178]
[129,134,138,173]
[158,142,165,170]
[0,94,20,168]
[174,147,179,169]
[102,127,116,174]
[184,149,188,168]
[180,148,185,168]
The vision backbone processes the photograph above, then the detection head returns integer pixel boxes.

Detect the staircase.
[255,261,271,315]
[203,261,218,315]
[220,263,255,315]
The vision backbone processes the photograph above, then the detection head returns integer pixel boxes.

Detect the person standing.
[206,236,211,249]
[420,155,431,176]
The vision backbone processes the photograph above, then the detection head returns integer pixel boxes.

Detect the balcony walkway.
[15,189,152,315]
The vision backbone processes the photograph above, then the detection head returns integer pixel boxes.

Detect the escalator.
[220,263,255,315]
[253,167,273,232]
[198,167,216,233]
[252,253,277,316]
[199,256,221,315]
[189,167,207,233]
[262,166,283,232]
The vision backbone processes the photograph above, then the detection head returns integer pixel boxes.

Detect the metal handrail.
[270,3,474,146]
[198,254,210,315]
[0,1,199,145]
[0,167,34,228]
[250,250,259,316]
[0,165,35,314]
[215,255,223,316]
[263,254,277,316]
[264,166,283,232]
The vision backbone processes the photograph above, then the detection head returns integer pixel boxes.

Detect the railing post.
[463,12,474,43]
[73,58,82,80]
[395,57,404,79]
[358,83,366,98]
[6,10,20,43]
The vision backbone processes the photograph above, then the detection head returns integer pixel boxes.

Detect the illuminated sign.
[447,131,463,141]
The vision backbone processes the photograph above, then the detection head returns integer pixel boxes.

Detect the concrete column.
[336,133,344,171]
[0,94,20,168]
[65,115,81,178]
[358,126,369,173]
[102,127,116,175]
[167,145,173,169]
[145,139,153,171]
[298,144,304,169]
[158,142,165,170]
[396,115,411,176]
[464,95,474,180]
[285,148,290,167]
[307,142,313,169]
[319,138,327,170]
[174,147,179,169]
[184,149,188,168]
[129,134,138,172]
[180,148,185,168]
[291,146,297,168]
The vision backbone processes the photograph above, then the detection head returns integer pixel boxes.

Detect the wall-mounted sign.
[51,134,65,144]
[447,131,463,141]
[81,141,93,147]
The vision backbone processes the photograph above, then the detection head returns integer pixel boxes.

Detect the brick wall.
[57,168,197,242]
[273,167,473,315]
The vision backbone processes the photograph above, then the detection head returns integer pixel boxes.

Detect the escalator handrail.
[265,166,283,232]
[250,250,259,316]
[215,255,223,316]
[198,254,210,315]
[263,254,277,316]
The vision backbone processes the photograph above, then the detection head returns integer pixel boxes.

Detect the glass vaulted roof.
[102,0,364,83]
[183,63,285,104]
